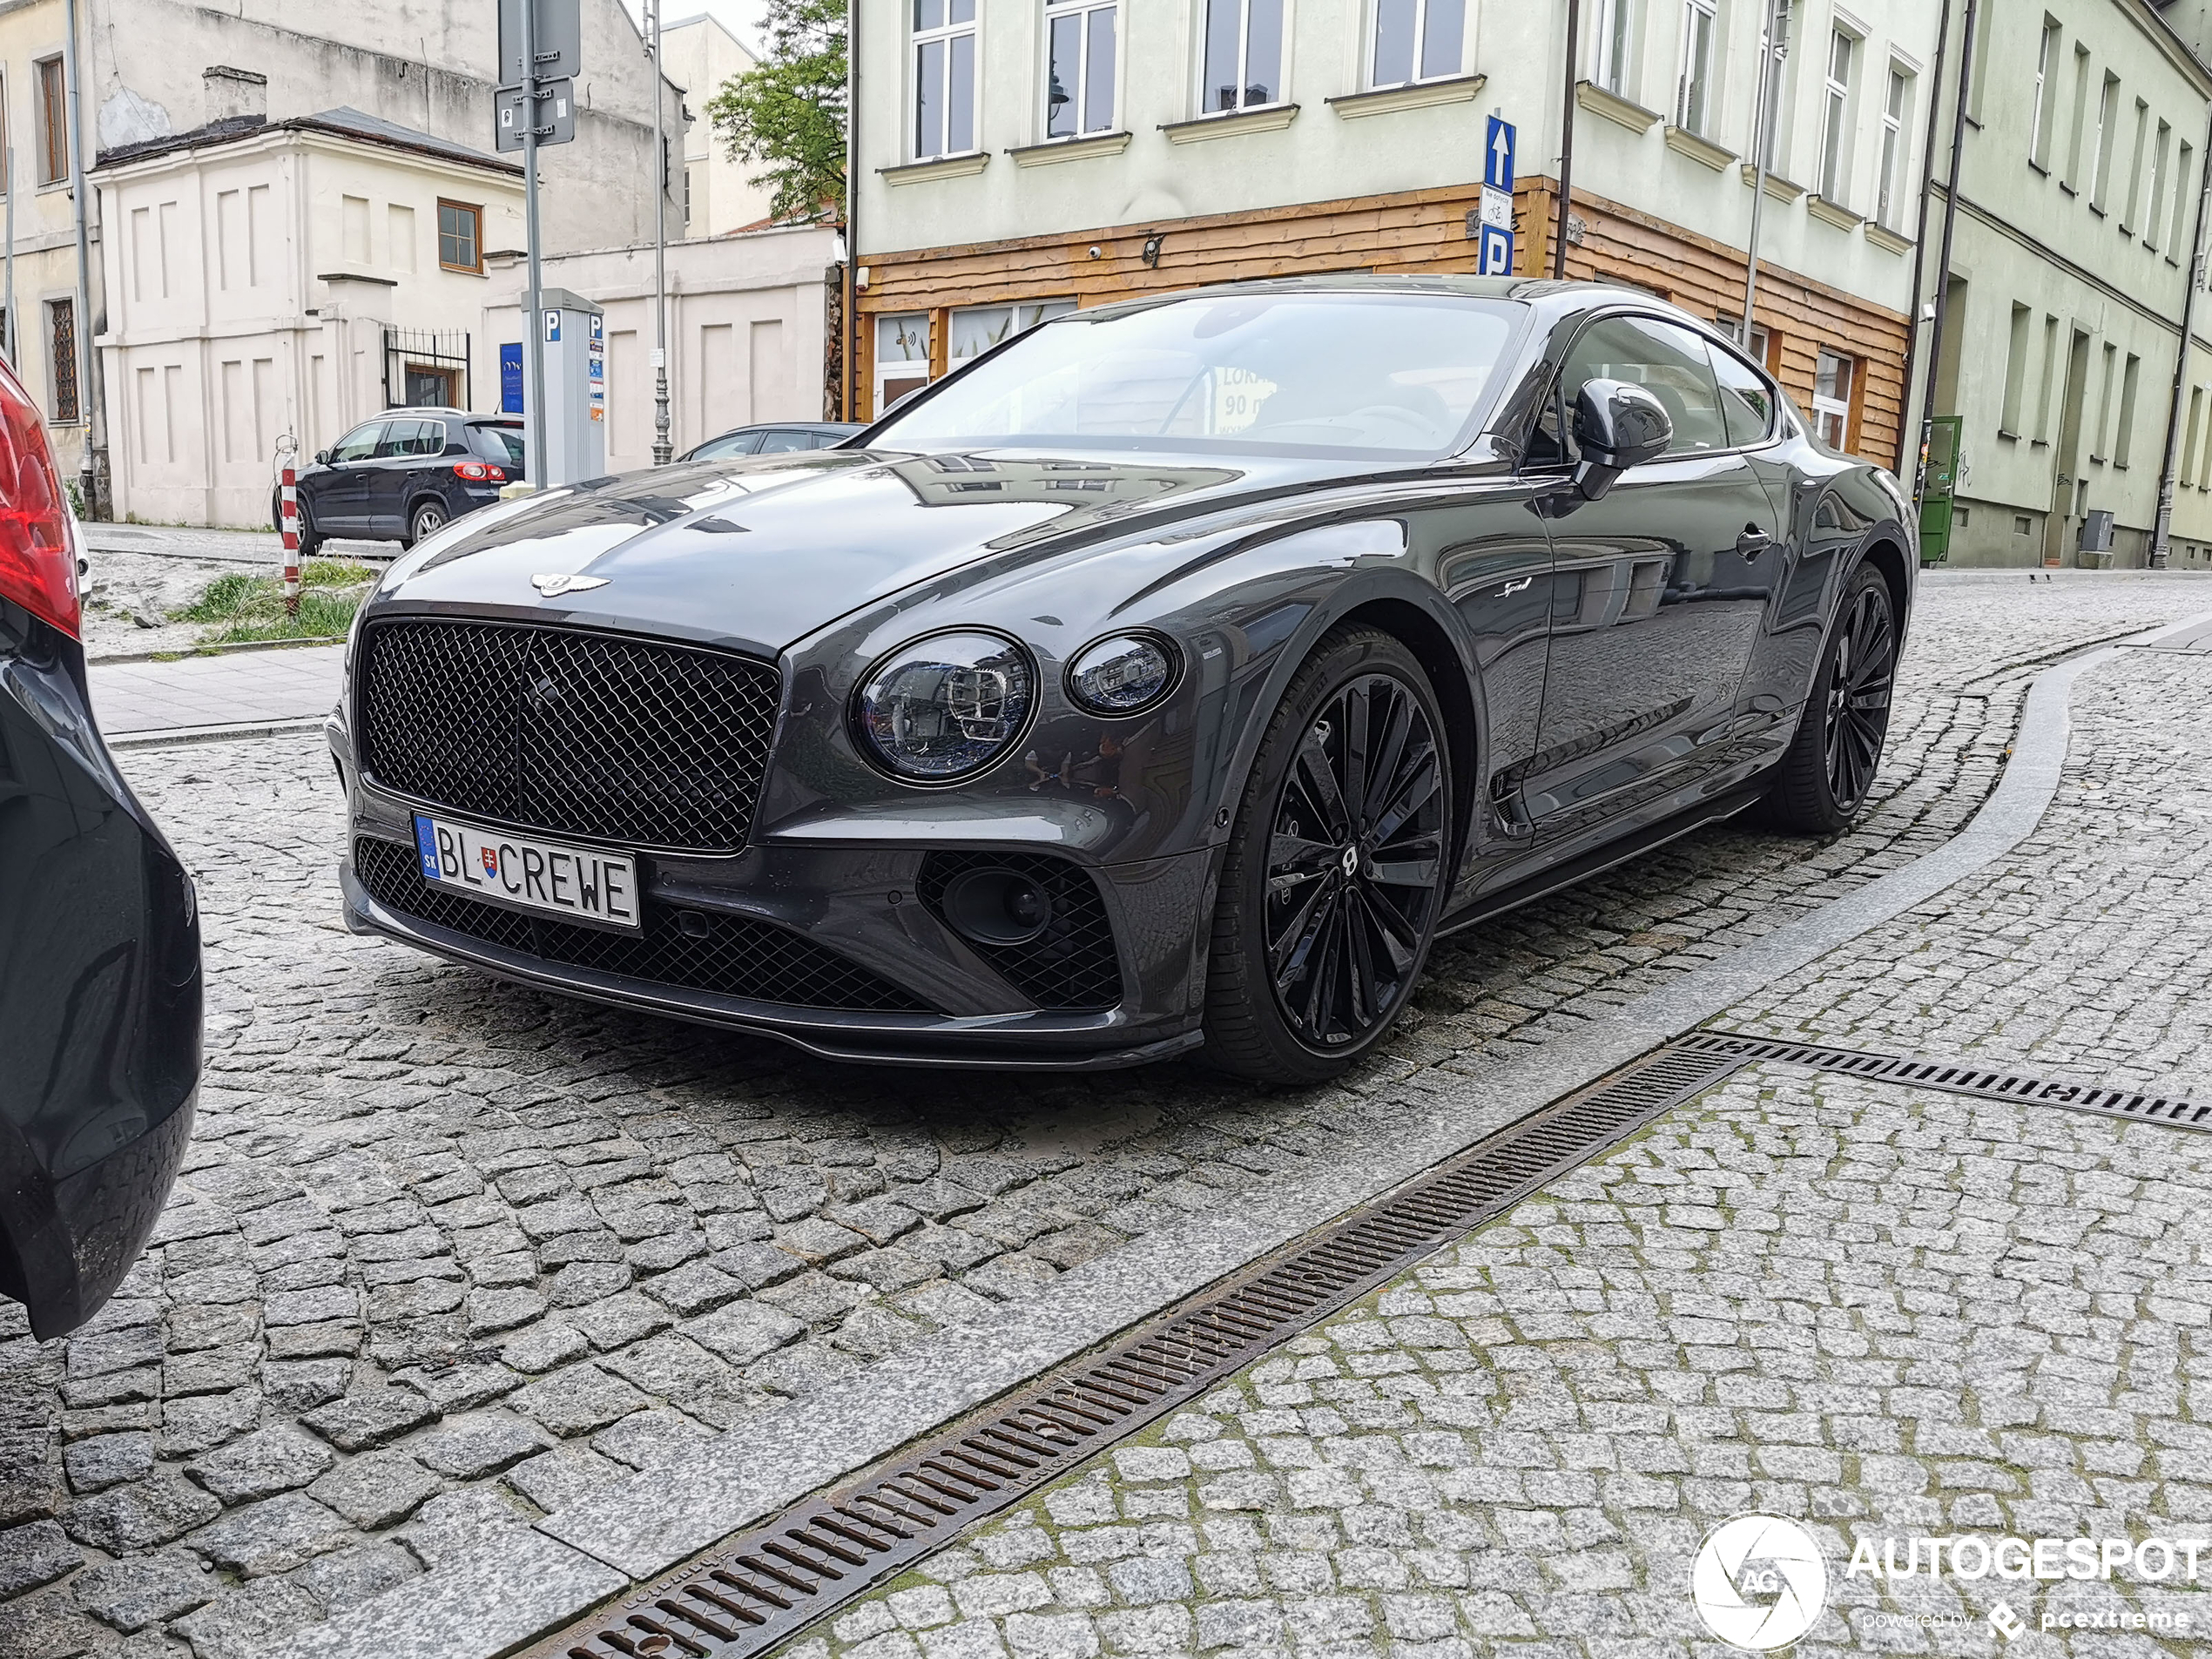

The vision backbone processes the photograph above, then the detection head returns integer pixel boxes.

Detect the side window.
[377,420,440,458]
[698,431,762,458]
[1710,346,1777,447]
[756,428,820,454]
[331,422,384,462]
[1561,316,1730,455]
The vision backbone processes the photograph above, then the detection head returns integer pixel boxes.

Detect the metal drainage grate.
[1675,1031,2212,1130]
[528,1041,1751,1659]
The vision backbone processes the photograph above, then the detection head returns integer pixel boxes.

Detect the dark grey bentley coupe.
[330,277,1912,1082]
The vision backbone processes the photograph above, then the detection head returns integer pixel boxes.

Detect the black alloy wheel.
[1203,626,1452,1082]
[1762,562,1897,833]
[407,501,448,549]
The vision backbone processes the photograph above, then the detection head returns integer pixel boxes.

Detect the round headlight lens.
[856,631,1035,782]
[1067,633,1177,716]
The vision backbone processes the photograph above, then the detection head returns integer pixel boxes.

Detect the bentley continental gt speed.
[329,277,1913,1083]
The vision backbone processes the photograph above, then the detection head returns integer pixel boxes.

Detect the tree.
[705,0,847,226]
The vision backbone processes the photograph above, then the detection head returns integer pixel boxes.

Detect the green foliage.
[705,0,846,225]
[174,562,375,642]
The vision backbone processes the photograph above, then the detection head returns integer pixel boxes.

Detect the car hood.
[367,447,1375,658]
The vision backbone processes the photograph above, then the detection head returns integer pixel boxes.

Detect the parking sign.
[1478,225,1514,276]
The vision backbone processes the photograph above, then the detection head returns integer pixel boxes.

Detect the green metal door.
[1918,415,1960,566]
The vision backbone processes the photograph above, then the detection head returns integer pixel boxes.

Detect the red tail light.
[454,461,506,482]
[0,359,78,637]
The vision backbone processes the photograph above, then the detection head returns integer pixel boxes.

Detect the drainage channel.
[528,1033,2202,1659]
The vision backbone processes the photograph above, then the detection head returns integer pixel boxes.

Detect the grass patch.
[175,563,374,643]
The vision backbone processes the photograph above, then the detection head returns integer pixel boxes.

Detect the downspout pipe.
[1895,0,1955,475]
[62,0,102,517]
[1915,0,1979,502]
[844,2,858,422]
[1740,0,1788,358]
[1552,0,1579,279]
[2151,97,2212,570]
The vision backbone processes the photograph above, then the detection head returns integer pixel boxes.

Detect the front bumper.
[340,770,1217,1069]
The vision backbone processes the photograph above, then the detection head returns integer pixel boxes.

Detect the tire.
[275,492,322,558]
[403,500,448,550]
[1200,625,1453,1084]
[1760,562,1898,834]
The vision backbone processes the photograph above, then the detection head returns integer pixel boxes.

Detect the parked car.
[0,357,201,1338]
[681,421,861,461]
[328,277,1913,1083]
[275,409,525,552]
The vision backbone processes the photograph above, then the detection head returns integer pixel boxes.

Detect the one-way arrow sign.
[1485,115,1515,192]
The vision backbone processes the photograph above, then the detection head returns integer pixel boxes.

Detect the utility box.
[523,287,606,489]
[2080,509,2114,552]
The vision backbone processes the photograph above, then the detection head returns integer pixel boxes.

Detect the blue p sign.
[1479,225,1514,277]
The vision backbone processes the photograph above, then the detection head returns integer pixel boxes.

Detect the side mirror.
[1572,378,1672,501]
[314,449,331,467]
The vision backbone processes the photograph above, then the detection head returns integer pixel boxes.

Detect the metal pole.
[1552,0,1579,279]
[62,0,99,515]
[523,0,548,489]
[844,0,857,422]
[1894,0,1954,473]
[649,0,671,465]
[2150,99,2212,569]
[4,148,16,368]
[1741,0,1788,359]
[1916,0,1979,500]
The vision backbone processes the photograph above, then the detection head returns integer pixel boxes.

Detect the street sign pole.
[522,0,546,489]
[648,0,671,465]
[1479,117,1516,277]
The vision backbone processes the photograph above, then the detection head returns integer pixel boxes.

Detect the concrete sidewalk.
[89,644,345,740]
[84,523,388,564]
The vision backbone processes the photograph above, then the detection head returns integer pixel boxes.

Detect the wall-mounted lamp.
[1141,233,1166,268]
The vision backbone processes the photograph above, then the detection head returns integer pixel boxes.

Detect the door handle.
[1736,525,1774,554]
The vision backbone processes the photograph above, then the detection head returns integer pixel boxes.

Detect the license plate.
[411,813,642,933]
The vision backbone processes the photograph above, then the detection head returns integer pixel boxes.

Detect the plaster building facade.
[664,13,778,237]
[1905,0,2212,568]
[847,0,1942,455]
[482,221,840,466]
[93,109,524,527]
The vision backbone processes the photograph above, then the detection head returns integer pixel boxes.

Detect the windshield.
[869,293,1522,460]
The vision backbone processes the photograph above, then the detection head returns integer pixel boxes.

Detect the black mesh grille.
[358,619,781,851]
[354,837,929,1014]
[918,853,1123,1013]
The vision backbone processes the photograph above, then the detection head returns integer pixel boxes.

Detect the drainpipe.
[2151,97,2212,570]
[649,0,671,465]
[1552,0,1579,279]
[1740,0,1790,357]
[1915,0,1979,501]
[1894,0,1954,475]
[62,0,103,517]
[844,0,858,421]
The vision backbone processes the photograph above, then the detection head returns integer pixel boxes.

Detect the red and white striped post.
[278,451,300,617]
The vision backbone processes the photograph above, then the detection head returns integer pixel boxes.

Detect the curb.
[266,610,2212,1659]
[91,636,347,668]
[107,717,331,750]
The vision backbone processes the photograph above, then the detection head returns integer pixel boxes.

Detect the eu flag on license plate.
[415,815,440,880]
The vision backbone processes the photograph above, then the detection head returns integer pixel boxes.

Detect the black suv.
[278,409,526,551]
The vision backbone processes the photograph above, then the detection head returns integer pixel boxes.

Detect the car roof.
[1061,273,1709,331]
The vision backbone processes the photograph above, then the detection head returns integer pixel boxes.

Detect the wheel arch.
[1335,595,1483,867]
[1854,536,1911,632]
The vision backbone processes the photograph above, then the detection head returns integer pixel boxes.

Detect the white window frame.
[1812,347,1854,450]
[1675,0,1716,138]
[1877,63,1912,231]
[1043,0,1119,139]
[1817,26,1855,205]
[874,313,933,416]
[2146,118,2171,248]
[1370,0,1467,91]
[1198,0,1288,115]
[911,0,981,162]
[1589,0,1635,99]
[2029,18,2059,167]
[2089,72,2116,208]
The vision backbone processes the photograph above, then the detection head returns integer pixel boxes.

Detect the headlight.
[855,630,1035,782]
[1066,632,1178,716]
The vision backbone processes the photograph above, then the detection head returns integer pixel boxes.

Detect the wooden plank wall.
[854,173,1910,464]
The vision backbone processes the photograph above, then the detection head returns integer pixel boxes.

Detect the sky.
[624,0,772,57]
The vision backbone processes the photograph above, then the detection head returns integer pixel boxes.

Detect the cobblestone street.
[3,571,2212,1659]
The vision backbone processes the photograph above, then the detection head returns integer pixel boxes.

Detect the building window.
[914,0,979,158]
[1201,0,1285,114]
[2064,44,2091,188]
[2123,98,2148,230]
[2089,72,2117,208]
[46,298,77,423]
[683,165,694,227]
[437,201,482,273]
[1811,348,1854,450]
[1817,29,1853,202]
[1877,65,1912,231]
[2115,352,2141,467]
[2000,303,2031,435]
[1715,314,1773,371]
[1372,0,1465,89]
[2033,314,2059,442]
[1045,0,1117,138]
[35,57,65,186]
[1590,0,1636,99]
[1676,0,1716,137]
[2176,141,2198,259]
[2147,118,2171,248]
[875,313,931,415]
[2029,18,2060,169]
[950,298,1078,364]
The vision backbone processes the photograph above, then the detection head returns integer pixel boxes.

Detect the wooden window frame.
[35,57,66,188]
[436,199,482,275]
